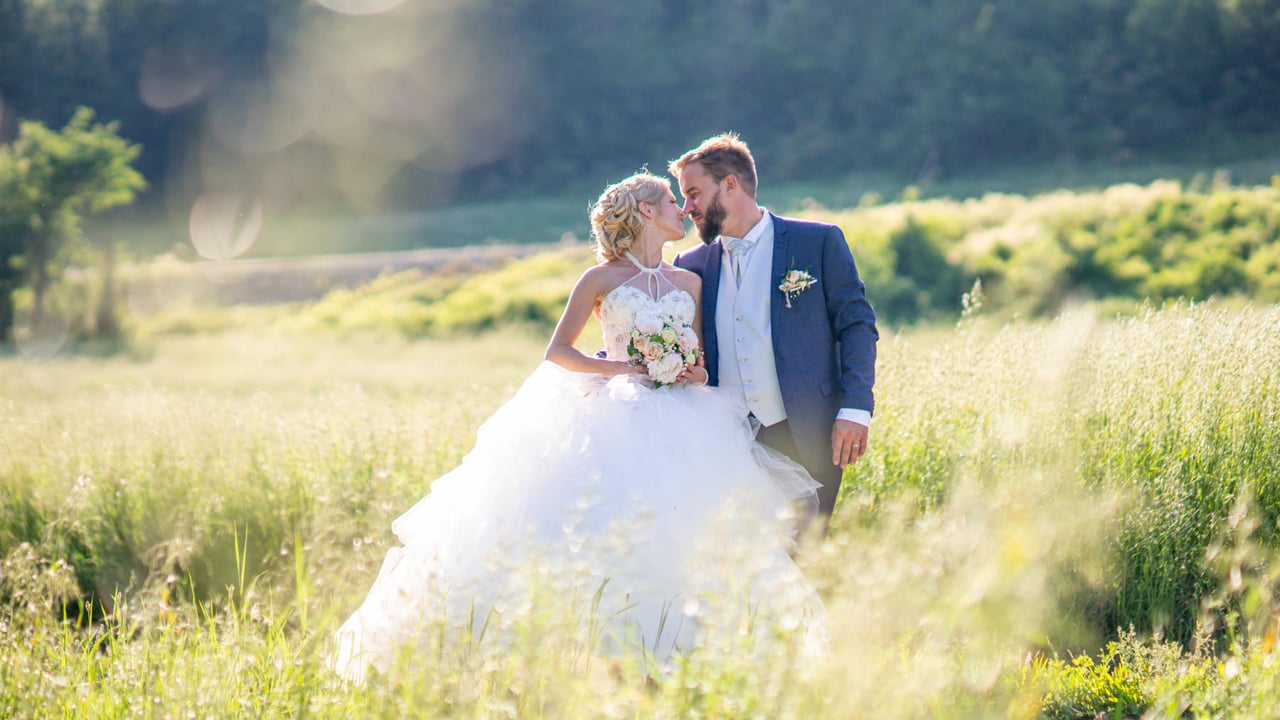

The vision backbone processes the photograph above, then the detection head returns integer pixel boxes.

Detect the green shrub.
[815,180,1280,322]
[1018,630,1216,720]
[286,248,591,338]
[415,249,589,335]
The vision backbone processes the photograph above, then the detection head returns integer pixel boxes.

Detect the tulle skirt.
[331,362,825,682]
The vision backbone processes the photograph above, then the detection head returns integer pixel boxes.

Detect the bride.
[330,172,824,682]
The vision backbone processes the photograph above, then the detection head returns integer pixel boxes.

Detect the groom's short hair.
[670,133,758,198]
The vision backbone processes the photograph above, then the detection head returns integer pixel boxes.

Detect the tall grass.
[851,303,1280,647]
[3,303,1280,717]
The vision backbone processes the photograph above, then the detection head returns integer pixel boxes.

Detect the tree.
[0,107,146,345]
[0,1,26,137]
[0,195,21,346]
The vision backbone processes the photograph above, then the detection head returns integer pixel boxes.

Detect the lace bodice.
[599,285,697,360]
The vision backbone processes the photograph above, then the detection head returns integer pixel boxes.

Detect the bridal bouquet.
[628,310,700,386]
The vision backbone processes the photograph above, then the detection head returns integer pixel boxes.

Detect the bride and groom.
[330,133,879,681]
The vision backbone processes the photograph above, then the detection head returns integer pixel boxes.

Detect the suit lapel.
[703,240,723,326]
[701,241,724,386]
[769,213,791,343]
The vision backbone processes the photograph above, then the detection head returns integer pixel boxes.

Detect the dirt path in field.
[122,242,557,310]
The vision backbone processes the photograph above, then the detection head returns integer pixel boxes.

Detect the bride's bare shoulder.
[577,262,630,289]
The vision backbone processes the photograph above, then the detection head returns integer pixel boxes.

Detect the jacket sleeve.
[821,224,879,414]
[674,247,700,275]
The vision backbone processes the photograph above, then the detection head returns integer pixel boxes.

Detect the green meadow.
[5,304,1280,717]
[5,179,1280,718]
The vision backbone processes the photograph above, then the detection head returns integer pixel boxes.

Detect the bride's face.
[646,191,687,243]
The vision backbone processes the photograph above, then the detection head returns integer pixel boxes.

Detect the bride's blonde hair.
[589,172,670,263]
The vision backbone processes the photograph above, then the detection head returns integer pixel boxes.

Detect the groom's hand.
[676,364,709,385]
[832,419,869,467]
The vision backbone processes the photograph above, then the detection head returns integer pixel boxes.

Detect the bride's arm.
[676,273,709,385]
[545,270,642,376]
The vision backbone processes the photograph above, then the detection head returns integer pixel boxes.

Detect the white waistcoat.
[716,235,787,426]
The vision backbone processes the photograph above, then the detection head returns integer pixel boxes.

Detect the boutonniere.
[778,267,817,308]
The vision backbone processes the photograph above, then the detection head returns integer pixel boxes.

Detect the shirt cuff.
[837,408,871,428]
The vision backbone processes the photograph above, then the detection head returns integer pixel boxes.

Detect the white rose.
[634,311,662,335]
[649,353,685,385]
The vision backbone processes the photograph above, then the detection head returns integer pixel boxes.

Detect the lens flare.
[208,81,305,155]
[189,193,264,261]
[14,307,69,361]
[181,0,532,215]
[315,0,406,16]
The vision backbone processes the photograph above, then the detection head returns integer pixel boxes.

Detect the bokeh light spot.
[207,81,306,155]
[14,307,69,361]
[137,45,219,111]
[189,193,265,261]
[315,0,406,16]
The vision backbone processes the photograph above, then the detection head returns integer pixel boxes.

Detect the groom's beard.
[696,191,727,244]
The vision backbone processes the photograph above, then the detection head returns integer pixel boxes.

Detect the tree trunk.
[30,267,47,332]
[95,239,119,340]
[0,276,13,348]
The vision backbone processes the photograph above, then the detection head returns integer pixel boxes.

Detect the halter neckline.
[621,251,672,300]
[623,251,662,273]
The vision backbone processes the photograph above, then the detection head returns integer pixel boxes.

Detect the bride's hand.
[614,360,647,376]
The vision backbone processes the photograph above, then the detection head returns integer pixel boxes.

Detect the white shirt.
[719,209,871,429]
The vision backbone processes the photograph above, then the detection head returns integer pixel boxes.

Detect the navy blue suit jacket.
[674,212,878,474]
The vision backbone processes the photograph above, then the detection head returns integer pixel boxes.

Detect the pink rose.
[677,326,699,353]
[642,342,665,363]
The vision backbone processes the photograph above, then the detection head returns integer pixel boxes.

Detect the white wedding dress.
[330,262,825,682]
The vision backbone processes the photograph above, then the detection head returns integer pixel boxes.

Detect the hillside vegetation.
[127,177,1279,339]
[826,176,1280,321]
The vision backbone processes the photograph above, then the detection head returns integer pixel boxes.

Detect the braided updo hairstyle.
[589,172,671,263]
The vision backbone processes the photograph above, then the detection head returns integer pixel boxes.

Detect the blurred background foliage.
[1,0,1278,213]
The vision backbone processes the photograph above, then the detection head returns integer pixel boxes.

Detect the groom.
[671,133,878,532]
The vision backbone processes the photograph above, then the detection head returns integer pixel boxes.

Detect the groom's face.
[678,163,728,244]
